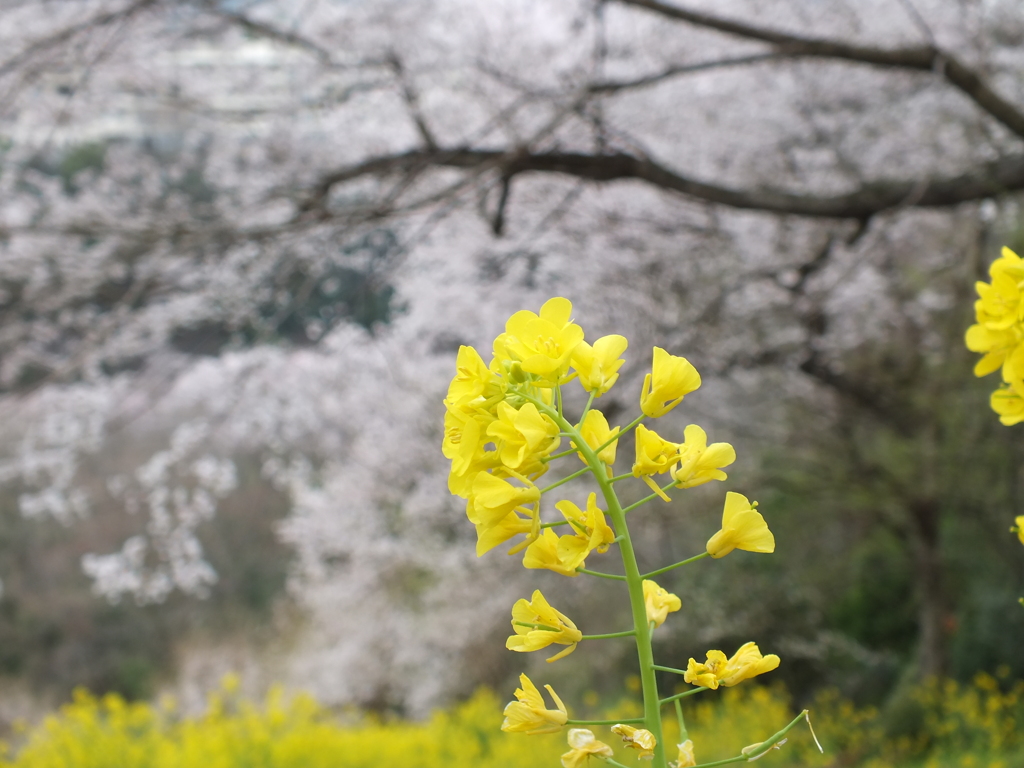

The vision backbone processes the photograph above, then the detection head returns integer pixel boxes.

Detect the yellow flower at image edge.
[561,728,614,768]
[643,579,681,628]
[706,492,775,558]
[683,642,780,690]
[502,674,568,735]
[611,724,657,759]
[990,386,1024,426]
[1012,515,1024,546]
[507,590,583,662]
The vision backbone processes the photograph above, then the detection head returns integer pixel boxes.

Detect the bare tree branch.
[388,53,439,150]
[491,175,512,236]
[0,0,158,79]
[205,4,388,70]
[614,0,1024,140]
[304,146,1024,219]
[589,52,790,93]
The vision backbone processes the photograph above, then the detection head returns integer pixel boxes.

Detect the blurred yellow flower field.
[2,675,1020,768]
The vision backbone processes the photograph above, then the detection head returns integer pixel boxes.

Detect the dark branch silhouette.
[303,147,1024,220]
[614,0,1024,140]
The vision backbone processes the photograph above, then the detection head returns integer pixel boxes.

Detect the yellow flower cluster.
[966,246,1024,426]
[443,298,623,564]
[964,248,1024,559]
[443,298,785,768]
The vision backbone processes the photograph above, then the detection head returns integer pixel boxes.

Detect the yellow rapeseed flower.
[990,385,1024,426]
[671,424,736,489]
[705,492,775,558]
[474,509,537,556]
[639,347,701,418]
[684,642,780,690]
[487,401,561,469]
[683,650,727,689]
[506,589,583,662]
[992,245,1024,279]
[676,739,697,767]
[574,409,619,466]
[611,724,657,759]
[633,424,679,476]
[643,579,681,628]
[523,528,581,576]
[1012,516,1024,545]
[555,493,616,570]
[632,424,679,501]
[522,493,615,576]
[446,345,504,404]
[467,473,541,533]
[975,271,1023,331]
[964,323,1020,377]
[561,728,615,768]
[501,674,568,735]
[494,297,585,384]
[717,642,781,686]
[443,406,498,497]
[572,334,628,395]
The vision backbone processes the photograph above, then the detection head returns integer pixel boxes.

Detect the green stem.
[541,520,570,529]
[674,699,688,743]
[518,390,668,768]
[642,552,710,579]
[567,718,645,726]
[581,630,636,640]
[576,568,626,581]
[609,473,633,483]
[652,665,688,676]
[580,389,597,422]
[602,759,633,768]
[688,710,812,767]
[539,466,591,494]
[659,687,708,706]
[622,479,676,514]
[595,414,644,456]
[543,447,580,463]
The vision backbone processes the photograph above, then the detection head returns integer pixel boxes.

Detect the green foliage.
[828,530,917,655]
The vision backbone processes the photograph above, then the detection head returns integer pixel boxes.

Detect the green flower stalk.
[443,298,821,768]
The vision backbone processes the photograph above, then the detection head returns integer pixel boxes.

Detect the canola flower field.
[1,675,1020,768]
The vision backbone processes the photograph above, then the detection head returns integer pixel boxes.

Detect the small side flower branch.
[443,298,823,768]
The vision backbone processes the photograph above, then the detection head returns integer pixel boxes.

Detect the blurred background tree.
[0,0,1022,724]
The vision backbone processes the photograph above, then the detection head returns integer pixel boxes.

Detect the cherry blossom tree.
[1,0,1023,709]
